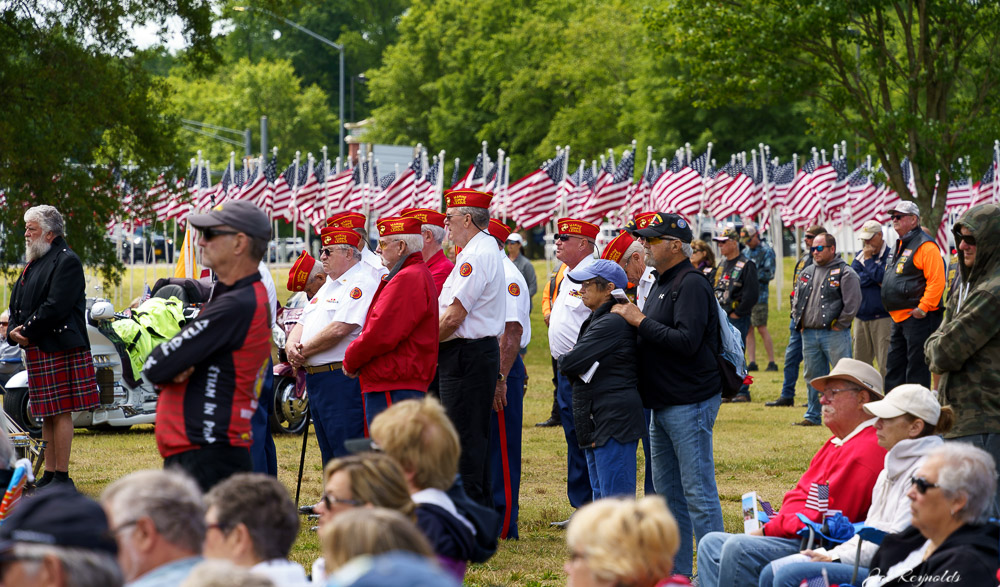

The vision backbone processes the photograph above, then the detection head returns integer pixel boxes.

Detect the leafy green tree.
[166,58,339,168]
[0,0,216,284]
[650,0,1000,227]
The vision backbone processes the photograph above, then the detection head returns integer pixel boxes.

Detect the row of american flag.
[128,141,1000,248]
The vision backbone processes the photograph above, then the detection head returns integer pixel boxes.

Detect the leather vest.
[714,254,749,312]
[881,229,936,312]
[793,257,848,330]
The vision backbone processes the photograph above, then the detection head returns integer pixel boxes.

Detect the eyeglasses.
[890,214,907,221]
[201,227,240,240]
[642,236,679,246]
[322,493,364,509]
[0,321,7,326]
[810,245,829,252]
[555,234,583,242]
[110,519,139,536]
[445,213,468,222]
[805,234,817,240]
[910,475,939,494]
[819,386,861,401]
[377,240,401,250]
[956,234,977,246]
[320,247,337,257]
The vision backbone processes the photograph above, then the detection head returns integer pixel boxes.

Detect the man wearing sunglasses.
[926,203,1000,515]
[712,227,759,402]
[880,201,945,391]
[790,233,862,427]
[144,200,273,491]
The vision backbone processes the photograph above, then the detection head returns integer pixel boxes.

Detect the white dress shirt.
[501,255,532,348]
[299,263,380,365]
[548,254,596,359]
[438,230,505,340]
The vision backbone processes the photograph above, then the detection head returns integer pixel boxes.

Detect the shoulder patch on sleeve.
[459,262,473,277]
[508,283,520,296]
[350,287,363,300]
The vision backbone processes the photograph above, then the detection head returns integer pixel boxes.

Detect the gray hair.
[101,469,205,553]
[423,224,445,245]
[390,234,424,254]
[12,543,123,587]
[681,242,693,258]
[353,228,370,250]
[623,241,644,263]
[24,205,65,237]
[307,262,325,281]
[335,245,362,261]
[932,443,998,524]
[453,206,489,229]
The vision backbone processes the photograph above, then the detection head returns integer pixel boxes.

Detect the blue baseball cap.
[566,259,629,289]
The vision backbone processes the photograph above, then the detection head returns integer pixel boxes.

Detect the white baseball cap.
[863,384,941,425]
[506,233,524,244]
[887,201,920,217]
[858,220,882,241]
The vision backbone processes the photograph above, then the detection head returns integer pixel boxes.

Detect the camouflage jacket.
[925,203,1000,437]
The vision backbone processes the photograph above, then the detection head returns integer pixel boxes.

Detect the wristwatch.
[497,372,506,382]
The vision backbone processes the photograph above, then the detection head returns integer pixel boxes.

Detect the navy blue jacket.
[850,243,891,321]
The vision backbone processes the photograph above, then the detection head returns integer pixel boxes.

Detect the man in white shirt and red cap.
[438,189,506,507]
[486,218,531,539]
[326,211,389,280]
[286,227,380,466]
[548,217,600,526]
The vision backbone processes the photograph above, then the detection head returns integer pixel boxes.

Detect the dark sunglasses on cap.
[956,233,977,246]
[910,475,939,494]
[810,245,828,252]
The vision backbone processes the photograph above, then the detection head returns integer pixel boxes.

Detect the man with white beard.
[7,205,100,488]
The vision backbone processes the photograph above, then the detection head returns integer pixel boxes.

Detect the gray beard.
[25,238,51,262]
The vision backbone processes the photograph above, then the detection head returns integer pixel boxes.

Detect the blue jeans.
[585,437,638,500]
[642,408,654,495]
[780,323,803,400]
[730,315,751,397]
[758,560,867,587]
[250,356,277,476]
[951,434,1000,517]
[696,532,800,587]
[650,395,724,577]
[800,328,852,424]
[557,373,593,509]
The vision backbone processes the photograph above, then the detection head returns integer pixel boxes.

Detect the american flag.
[651,160,704,221]
[272,163,297,222]
[770,161,796,207]
[414,157,441,210]
[583,148,635,224]
[805,482,829,514]
[374,168,417,217]
[148,174,171,222]
[294,161,320,231]
[451,153,485,190]
[759,499,776,518]
[801,570,830,587]
[847,164,879,230]
[825,157,851,224]
[509,153,564,229]
[566,166,592,217]
[974,155,997,206]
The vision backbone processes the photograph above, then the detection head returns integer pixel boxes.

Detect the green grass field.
[2,257,830,586]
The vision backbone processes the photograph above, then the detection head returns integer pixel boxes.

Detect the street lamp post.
[234,6,345,161]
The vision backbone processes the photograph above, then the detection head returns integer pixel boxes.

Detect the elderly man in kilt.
[7,205,100,488]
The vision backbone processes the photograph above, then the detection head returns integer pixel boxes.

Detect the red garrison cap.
[376,216,422,237]
[286,250,317,292]
[326,212,366,229]
[601,231,635,263]
[320,227,362,248]
[557,218,600,240]
[444,189,493,209]
[401,208,446,228]
[487,219,513,242]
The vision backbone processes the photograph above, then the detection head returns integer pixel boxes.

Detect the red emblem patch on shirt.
[508,283,520,296]
[350,287,363,299]
[459,262,473,277]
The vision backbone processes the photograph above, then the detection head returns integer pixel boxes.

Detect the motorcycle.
[269,292,310,435]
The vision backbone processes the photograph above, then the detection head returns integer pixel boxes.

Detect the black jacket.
[636,259,721,409]
[7,236,90,352]
[867,523,999,586]
[558,300,644,448]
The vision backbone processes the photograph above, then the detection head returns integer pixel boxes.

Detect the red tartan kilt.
[24,346,100,418]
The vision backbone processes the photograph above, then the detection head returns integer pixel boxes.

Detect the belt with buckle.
[303,362,343,375]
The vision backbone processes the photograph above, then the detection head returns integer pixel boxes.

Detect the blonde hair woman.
[565,497,687,586]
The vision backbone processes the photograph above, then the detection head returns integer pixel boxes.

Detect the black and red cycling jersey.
[144,273,271,459]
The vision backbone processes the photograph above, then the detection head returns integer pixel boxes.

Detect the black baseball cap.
[188,200,272,241]
[633,212,694,243]
[0,485,118,556]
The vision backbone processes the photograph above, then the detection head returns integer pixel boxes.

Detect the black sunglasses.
[956,234,977,247]
[322,493,364,509]
[201,227,240,240]
[555,234,584,242]
[890,214,907,221]
[910,475,939,494]
[810,245,828,252]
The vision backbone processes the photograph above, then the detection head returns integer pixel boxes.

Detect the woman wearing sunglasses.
[690,239,718,282]
[864,442,998,586]
[759,384,952,587]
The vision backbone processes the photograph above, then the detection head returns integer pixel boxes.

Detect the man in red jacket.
[696,359,887,587]
[343,216,439,426]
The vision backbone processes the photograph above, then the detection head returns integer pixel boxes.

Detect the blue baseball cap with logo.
[566,259,629,289]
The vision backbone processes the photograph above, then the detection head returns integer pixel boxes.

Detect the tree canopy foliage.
[166,58,339,167]
[652,0,1000,228]
[366,0,814,178]
[0,0,216,283]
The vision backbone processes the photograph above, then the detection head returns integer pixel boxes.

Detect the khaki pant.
[853,317,893,377]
